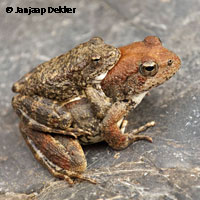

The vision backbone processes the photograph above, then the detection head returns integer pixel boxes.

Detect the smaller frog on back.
[12,37,121,101]
[12,36,181,184]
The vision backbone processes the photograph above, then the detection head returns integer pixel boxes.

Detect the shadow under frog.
[12,36,181,184]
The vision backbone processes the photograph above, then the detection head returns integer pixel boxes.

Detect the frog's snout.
[12,76,28,93]
[177,55,181,69]
[12,82,21,93]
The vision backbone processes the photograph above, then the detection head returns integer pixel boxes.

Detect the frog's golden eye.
[168,59,173,66]
[139,61,158,76]
[91,55,101,62]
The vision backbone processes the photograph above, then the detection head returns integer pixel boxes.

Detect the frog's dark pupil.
[145,66,155,71]
[123,99,129,103]
[92,57,101,62]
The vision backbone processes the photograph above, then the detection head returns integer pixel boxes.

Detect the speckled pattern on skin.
[101,36,181,101]
[12,37,121,101]
[11,36,181,184]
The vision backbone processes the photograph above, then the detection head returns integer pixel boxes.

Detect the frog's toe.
[131,121,156,135]
[128,135,153,143]
[128,121,155,143]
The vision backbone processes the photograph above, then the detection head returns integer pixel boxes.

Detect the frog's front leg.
[85,86,112,119]
[101,102,155,150]
[12,94,91,137]
[19,121,95,184]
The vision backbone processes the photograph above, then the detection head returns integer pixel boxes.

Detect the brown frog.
[12,36,181,184]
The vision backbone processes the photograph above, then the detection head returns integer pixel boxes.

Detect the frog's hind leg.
[12,94,91,137]
[19,121,96,184]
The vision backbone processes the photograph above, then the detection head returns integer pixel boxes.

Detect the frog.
[12,36,181,184]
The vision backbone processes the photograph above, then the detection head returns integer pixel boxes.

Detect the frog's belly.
[79,133,104,145]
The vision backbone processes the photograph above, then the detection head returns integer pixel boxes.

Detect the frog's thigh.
[19,122,87,183]
[12,94,72,130]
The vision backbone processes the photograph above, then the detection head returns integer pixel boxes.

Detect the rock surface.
[0,0,200,199]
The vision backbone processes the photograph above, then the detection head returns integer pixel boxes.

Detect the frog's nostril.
[167,59,173,66]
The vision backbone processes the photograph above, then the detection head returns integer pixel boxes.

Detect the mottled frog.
[12,36,181,184]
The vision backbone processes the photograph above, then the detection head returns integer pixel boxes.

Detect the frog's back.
[12,51,85,101]
[12,37,121,102]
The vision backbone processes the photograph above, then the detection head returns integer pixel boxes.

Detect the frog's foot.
[102,102,156,150]
[118,119,155,143]
[128,121,155,143]
[32,151,96,185]
[33,156,96,185]
[19,122,96,185]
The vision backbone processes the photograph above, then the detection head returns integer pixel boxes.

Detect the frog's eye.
[167,59,173,66]
[139,61,158,76]
[90,37,104,44]
[92,55,101,62]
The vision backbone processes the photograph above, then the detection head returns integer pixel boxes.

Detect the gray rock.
[0,0,199,199]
